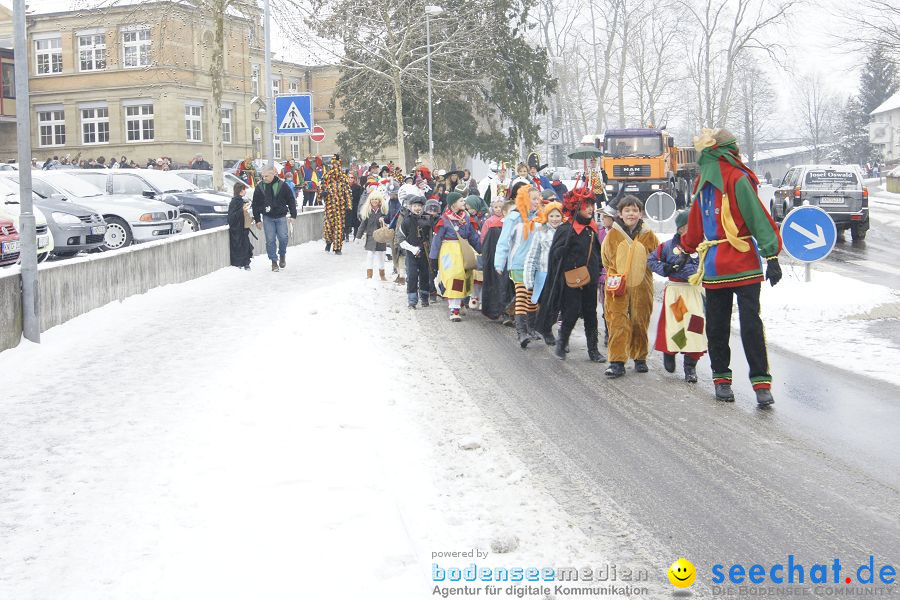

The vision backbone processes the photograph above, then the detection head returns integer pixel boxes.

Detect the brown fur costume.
[601,221,659,363]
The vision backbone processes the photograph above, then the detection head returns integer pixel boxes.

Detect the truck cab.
[602,128,696,207]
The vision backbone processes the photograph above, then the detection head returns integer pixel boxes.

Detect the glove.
[766,257,782,287]
[671,251,689,271]
[662,264,675,276]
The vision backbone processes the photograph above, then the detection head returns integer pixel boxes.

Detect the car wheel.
[181,212,201,233]
[850,224,867,241]
[37,251,50,263]
[102,216,133,250]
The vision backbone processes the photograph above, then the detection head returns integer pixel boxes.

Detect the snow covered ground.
[0,240,666,599]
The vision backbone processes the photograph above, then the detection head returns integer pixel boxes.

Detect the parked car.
[0,174,106,257]
[0,179,54,262]
[24,170,182,251]
[70,169,230,232]
[172,169,254,197]
[772,164,869,241]
[0,216,18,267]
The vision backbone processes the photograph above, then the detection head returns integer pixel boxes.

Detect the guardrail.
[0,209,324,354]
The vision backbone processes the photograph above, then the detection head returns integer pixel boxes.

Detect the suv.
[772,164,869,241]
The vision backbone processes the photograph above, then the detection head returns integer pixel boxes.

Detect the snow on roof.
[742,145,816,162]
[871,89,900,116]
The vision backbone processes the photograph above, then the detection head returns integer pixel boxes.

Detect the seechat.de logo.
[668,558,696,588]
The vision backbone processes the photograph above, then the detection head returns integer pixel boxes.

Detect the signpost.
[275,94,313,135]
[645,191,677,233]
[780,205,837,282]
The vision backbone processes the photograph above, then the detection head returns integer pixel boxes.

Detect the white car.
[0,178,54,262]
[172,169,255,198]
[24,170,182,251]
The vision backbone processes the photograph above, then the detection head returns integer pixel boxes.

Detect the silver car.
[772,164,869,241]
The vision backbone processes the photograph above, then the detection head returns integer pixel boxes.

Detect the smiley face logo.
[668,558,696,588]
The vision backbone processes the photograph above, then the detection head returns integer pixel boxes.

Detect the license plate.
[625,185,639,192]
[820,196,846,205]
[38,234,49,247]
[91,225,106,235]
[1,240,19,254]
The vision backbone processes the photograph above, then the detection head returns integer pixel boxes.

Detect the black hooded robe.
[480,226,515,320]
[228,195,253,268]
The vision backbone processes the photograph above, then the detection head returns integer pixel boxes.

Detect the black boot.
[540,328,556,346]
[515,315,531,349]
[526,312,542,340]
[325,241,332,252]
[554,328,571,360]
[715,382,735,402]
[683,356,698,383]
[634,360,649,373]
[755,388,775,406]
[420,291,430,308]
[604,361,625,378]
[586,330,606,363]
[663,353,676,373]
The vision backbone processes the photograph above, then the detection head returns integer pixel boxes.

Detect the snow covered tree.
[859,45,900,116]
[828,96,877,167]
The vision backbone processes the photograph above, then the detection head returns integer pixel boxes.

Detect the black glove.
[671,251,689,271]
[766,257,782,287]
[662,264,675,276]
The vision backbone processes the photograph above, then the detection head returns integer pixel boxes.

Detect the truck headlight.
[52,212,81,224]
[213,205,228,213]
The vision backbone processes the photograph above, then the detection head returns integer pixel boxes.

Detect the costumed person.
[480,198,505,243]
[598,204,617,345]
[430,193,483,322]
[527,152,554,195]
[648,209,704,382]
[236,155,257,187]
[301,155,322,207]
[385,178,404,283]
[227,182,253,270]
[601,195,659,377]
[494,182,541,348]
[280,157,301,198]
[464,194,487,309]
[357,190,389,280]
[675,128,782,406]
[398,195,435,309]
[479,198,513,322]
[534,192,605,362]
[321,154,352,255]
[348,170,362,240]
[523,201,563,345]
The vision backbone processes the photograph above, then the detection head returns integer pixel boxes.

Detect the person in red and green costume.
[675,128,783,407]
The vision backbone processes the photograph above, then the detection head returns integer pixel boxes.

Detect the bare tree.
[730,56,775,168]
[625,2,682,127]
[834,0,900,63]
[794,73,839,162]
[678,0,796,128]
[579,0,622,133]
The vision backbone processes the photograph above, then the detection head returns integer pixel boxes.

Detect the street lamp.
[425,5,443,169]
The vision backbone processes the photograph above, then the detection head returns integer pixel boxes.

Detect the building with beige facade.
[0,1,344,166]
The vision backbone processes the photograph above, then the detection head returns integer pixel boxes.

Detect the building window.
[122,29,151,68]
[289,81,298,93]
[221,107,232,144]
[78,34,107,71]
[125,104,154,142]
[1,63,14,99]
[273,136,281,159]
[38,109,66,147]
[35,37,62,75]
[185,105,202,142]
[81,107,109,144]
[251,65,259,95]
[290,136,300,159]
[272,80,279,99]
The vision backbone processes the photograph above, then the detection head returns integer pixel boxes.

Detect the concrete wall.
[0,209,323,354]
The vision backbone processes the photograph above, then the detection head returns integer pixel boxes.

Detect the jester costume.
[280,159,300,197]
[321,156,352,253]
[677,129,783,405]
[236,158,256,187]
[301,155,323,207]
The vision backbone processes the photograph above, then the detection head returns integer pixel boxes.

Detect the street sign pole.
[263,0,274,170]
[14,0,39,343]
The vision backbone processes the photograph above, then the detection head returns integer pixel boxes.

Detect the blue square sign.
[275,94,313,135]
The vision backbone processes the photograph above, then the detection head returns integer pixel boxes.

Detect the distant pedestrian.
[252,167,297,272]
[228,182,253,270]
[348,171,362,240]
[192,154,211,170]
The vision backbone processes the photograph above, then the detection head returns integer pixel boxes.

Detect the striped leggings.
[514,283,538,315]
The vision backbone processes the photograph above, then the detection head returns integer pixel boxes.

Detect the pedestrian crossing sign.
[275,94,313,135]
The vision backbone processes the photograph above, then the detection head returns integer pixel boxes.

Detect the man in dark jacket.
[252,167,297,272]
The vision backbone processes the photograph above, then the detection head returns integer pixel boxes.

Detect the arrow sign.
[788,221,826,250]
[275,94,313,135]
[781,205,837,263]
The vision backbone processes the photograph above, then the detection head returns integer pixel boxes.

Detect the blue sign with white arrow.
[780,206,837,263]
[275,94,313,135]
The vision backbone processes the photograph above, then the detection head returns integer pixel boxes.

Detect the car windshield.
[141,170,199,193]
[40,171,106,198]
[0,176,43,201]
[804,169,859,190]
[604,135,663,157]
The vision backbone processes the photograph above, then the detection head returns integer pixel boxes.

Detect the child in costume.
[430,193,483,321]
[398,195,435,309]
[647,210,705,382]
[523,201,563,345]
[357,190,388,280]
[601,195,660,378]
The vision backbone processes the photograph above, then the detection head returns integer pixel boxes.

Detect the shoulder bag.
[564,230,594,289]
[449,220,478,271]
[605,235,636,297]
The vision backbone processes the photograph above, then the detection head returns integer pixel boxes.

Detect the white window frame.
[81,105,110,145]
[251,65,259,96]
[77,32,106,72]
[288,80,299,94]
[273,136,281,159]
[124,102,154,142]
[290,136,300,159]
[122,29,151,68]
[34,35,62,76]
[37,107,66,147]
[221,106,233,144]
[272,80,279,100]
[185,104,203,142]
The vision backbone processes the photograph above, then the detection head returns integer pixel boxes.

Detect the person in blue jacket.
[430,192,483,322]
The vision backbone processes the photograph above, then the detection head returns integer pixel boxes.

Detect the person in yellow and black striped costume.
[322,155,352,255]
